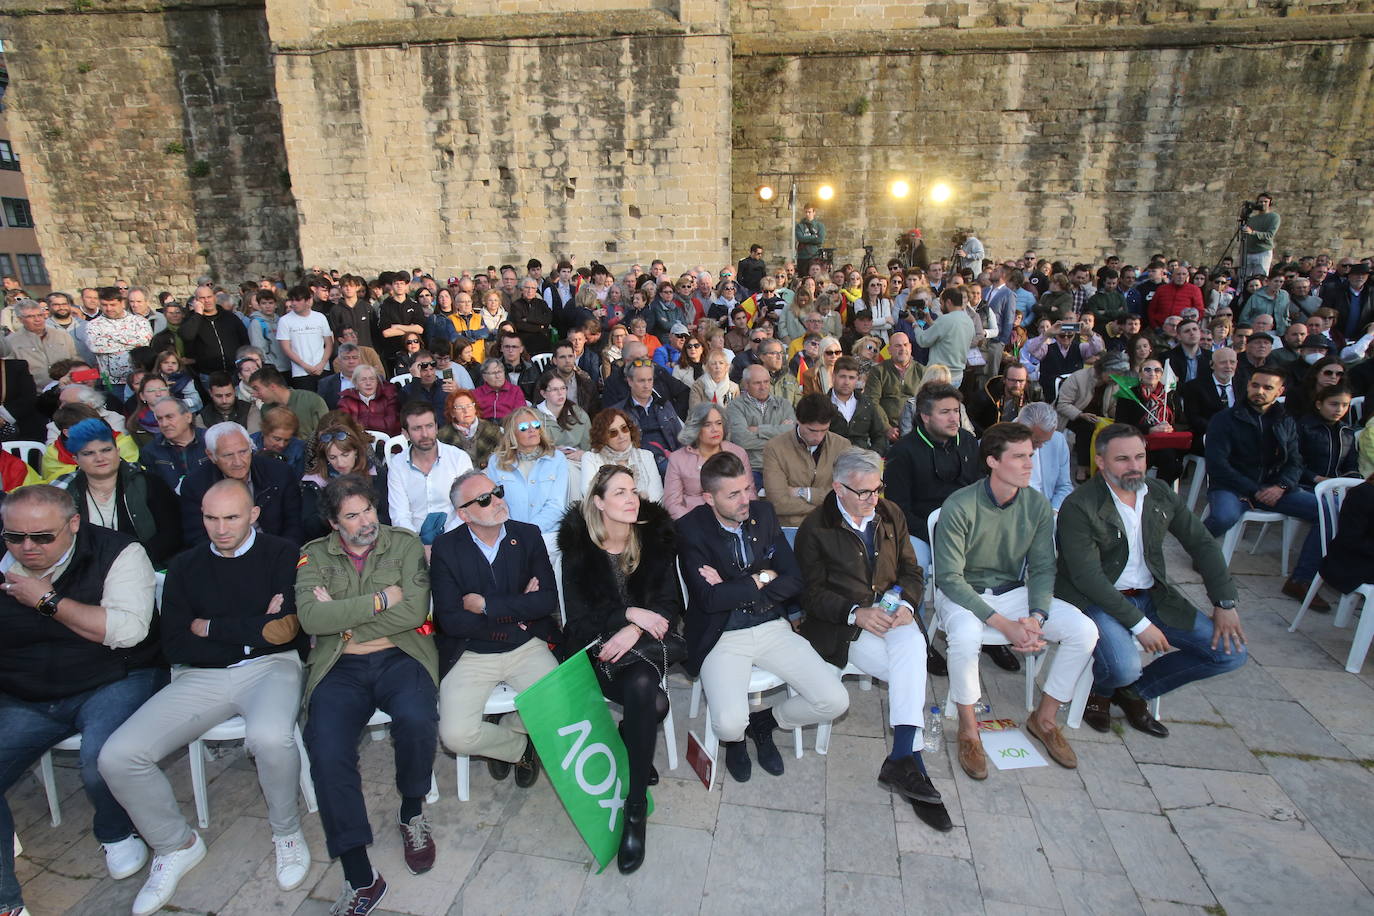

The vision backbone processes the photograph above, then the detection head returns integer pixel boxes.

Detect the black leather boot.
[617,799,648,874]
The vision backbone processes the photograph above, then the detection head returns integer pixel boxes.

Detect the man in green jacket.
[297,475,438,916]
[1055,424,1246,738]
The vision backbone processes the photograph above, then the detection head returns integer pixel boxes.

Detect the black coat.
[557,500,683,657]
[1180,374,1234,449]
[882,422,982,540]
[676,500,802,677]
[180,454,303,546]
[1321,481,1374,594]
[1204,402,1303,496]
[430,518,560,672]
[1163,345,1211,385]
[0,358,43,441]
[1295,414,1358,486]
[179,311,248,375]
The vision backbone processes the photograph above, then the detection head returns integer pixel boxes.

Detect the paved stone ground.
[17,533,1374,916]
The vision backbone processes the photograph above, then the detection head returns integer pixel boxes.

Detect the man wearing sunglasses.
[401,350,470,417]
[0,485,161,915]
[431,471,559,794]
[794,448,950,832]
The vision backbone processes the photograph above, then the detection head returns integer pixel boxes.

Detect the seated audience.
[180,422,304,547]
[664,402,751,519]
[339,364,401,436]
[582,407,663,503]
[438,388,503,470]
[1017,402,1074,511]
[484,406,570,535]
[252,404,308,478]
[762,393,850,528]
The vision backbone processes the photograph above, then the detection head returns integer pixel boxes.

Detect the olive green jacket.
[295,524,436,703]
[1054,475,1236,630]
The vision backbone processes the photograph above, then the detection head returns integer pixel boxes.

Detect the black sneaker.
[746,710,784,776]
[723,739,752,783]
[514,737,541,788]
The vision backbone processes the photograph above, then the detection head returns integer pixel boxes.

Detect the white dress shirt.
[386,441,474,533]
[1107,484,1155,635]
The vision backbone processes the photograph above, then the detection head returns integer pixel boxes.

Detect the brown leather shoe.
[1082,693,1112,733]
[957,734,988,780]
[1282,577,1330,611]
[1025,716,1077,769]
[1113,690,1169,738]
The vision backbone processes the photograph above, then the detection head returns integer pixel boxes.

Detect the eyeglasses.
[685,341,702,349]
[750,337,766,345]
[457,485,505,509]
[318,430,351,444]
[2,529,62,545]
[607,424,630,436]
[840,482,881,501]
[1140,367,1163,375]
[413,361,435,370]
[516,420,543,432]
[823,349,842,356]
[626,358,655,370]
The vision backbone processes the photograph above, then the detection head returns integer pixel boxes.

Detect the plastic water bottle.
[923,704,943,752]
[878,586,903,616]
[972,700,992,716]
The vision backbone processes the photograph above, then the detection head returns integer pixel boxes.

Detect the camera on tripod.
[1239,200,1259,219]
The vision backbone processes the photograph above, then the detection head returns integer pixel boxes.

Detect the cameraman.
[1241,193,1280,280]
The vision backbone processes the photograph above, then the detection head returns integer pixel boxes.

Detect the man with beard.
[297,475,438,916]
[1055,425,1246,738]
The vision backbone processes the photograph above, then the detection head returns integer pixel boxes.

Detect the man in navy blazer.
[430,470,560,789]
[179,422,303,546]
[676,451,848,783]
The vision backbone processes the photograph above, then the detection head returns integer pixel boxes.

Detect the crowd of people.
[3,198,1374,916]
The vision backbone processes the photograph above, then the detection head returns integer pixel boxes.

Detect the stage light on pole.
[930,182,952,204]
[817,184,835,202]
[757,185,775,202]
[890,180,910,199]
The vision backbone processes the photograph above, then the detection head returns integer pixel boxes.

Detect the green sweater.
[933,480,1055,621]
[295,524,436,703]
[1245,211,1280,253]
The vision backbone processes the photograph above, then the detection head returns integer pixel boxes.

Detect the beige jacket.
[761,428,851,527]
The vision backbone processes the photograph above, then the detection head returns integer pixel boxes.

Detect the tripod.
[1214,207,1249,277]
[860,244,878,274]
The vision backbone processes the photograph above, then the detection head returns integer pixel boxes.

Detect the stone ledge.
[734,14,1374,56]
[276,9,689,53]
[0,0,260,16]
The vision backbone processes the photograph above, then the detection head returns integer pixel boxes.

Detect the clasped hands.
[989,612,1047,653]
[598,606,669,663]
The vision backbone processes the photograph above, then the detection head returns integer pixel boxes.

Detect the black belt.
[987,581,1025,596]
[1119,588,1147,597]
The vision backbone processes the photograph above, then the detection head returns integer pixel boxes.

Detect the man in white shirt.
[275,284,334,393]
[386,403,473,544]
[1055,424,1246,738]
[1017,402,1073,510]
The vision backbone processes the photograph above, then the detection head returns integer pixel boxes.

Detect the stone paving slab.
[15,536,1374,916]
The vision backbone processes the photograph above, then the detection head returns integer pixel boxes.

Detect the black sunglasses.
[413,361,435,370]
[318,430,351,444]
[457,485,505,509]
[2,529,62,545]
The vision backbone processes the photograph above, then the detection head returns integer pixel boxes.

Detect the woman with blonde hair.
[484,405,570,534]
[801,336,843,396]
[479,288,507,336]
[689,348,739,410]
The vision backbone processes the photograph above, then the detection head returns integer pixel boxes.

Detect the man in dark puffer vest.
[0,484,162,916]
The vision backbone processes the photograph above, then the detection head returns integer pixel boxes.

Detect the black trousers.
[596,658,668,807]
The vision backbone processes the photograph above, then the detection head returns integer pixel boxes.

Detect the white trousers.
[935,587,1097,707]
[846,622,927,727]
[699,618,850,742]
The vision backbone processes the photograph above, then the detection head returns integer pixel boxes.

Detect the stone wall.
[270,3,732,276]
[0,1,299,291]
[733,31,1374,267]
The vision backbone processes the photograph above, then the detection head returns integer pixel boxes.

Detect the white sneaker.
[131,832,206,916]
[103,834,149,880]
[1,906,31,916]
[272,830,310,891]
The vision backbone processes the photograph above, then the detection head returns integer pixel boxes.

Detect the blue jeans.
[1203,487,1320,581]
[0,666,166,910]
[1083,594,1247,700]
[303,649,438,860]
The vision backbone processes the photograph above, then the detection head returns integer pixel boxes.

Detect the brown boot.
[1282,577,1330,611]
[1082,694,1112,733]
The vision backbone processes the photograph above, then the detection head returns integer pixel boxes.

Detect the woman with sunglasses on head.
[581,408,663,503]
[338,363,401,436]
[557,463,682,874]
[801,335,843,397]
[55,416,182,568]
[299,412,391,541]
[484,406,570,535]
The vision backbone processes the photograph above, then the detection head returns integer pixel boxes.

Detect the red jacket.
[339,383,401,435]
[1148,282,1203,328]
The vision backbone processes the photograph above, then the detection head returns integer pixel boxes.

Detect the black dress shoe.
[983,644,1022,672]
[1113,689,1169,738]
[747,709,785,776]
[648,764,659,787]
[1082,694,1112,733]
[514,737,541,787]
[487,758,513,781]
[617,800,647,874]
[908,798,954,832]
[723,740,752,783]
[878,756,943,804]
[927,646,948,678]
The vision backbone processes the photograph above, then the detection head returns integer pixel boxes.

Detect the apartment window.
[0,141,18,171]
[16,254,46,287]
[2,197,33,228]
[0,254,16,279]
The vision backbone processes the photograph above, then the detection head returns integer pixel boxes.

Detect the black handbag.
[589,629,687,685]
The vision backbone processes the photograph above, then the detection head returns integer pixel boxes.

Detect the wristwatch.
[1215,599,1237,610]
[36,590,60,618]
[758,570,776,586]
[1029,609,1048,625]
[846,606,858,627]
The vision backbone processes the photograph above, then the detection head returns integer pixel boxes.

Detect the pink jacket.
[663,441,752,519]
[472,383,527,420]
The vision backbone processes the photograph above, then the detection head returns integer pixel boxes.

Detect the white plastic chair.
[1348,395,1364,425]
[814,662,874,755]
[364,709,440,803]
[389,372,413,387]
[1180,454,1206,514]
[3,439,44,470]
[189,717,317,828]
[1288,478,1360,633]
[366,429,390,449]
[529,353,553,373]
[688,667,804,781]
[1219,510,1298,572]
[454,683,520,802]
[926,508,1043,719]
[1063,639,1162,729]
[383,434,408,459]
[38,735,83,826]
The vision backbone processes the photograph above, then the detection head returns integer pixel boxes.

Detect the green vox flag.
[514,649,653,872]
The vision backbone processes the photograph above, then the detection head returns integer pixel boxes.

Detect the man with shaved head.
[100,479,311,912]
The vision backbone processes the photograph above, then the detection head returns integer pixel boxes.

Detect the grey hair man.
[1016,401,1073,510]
